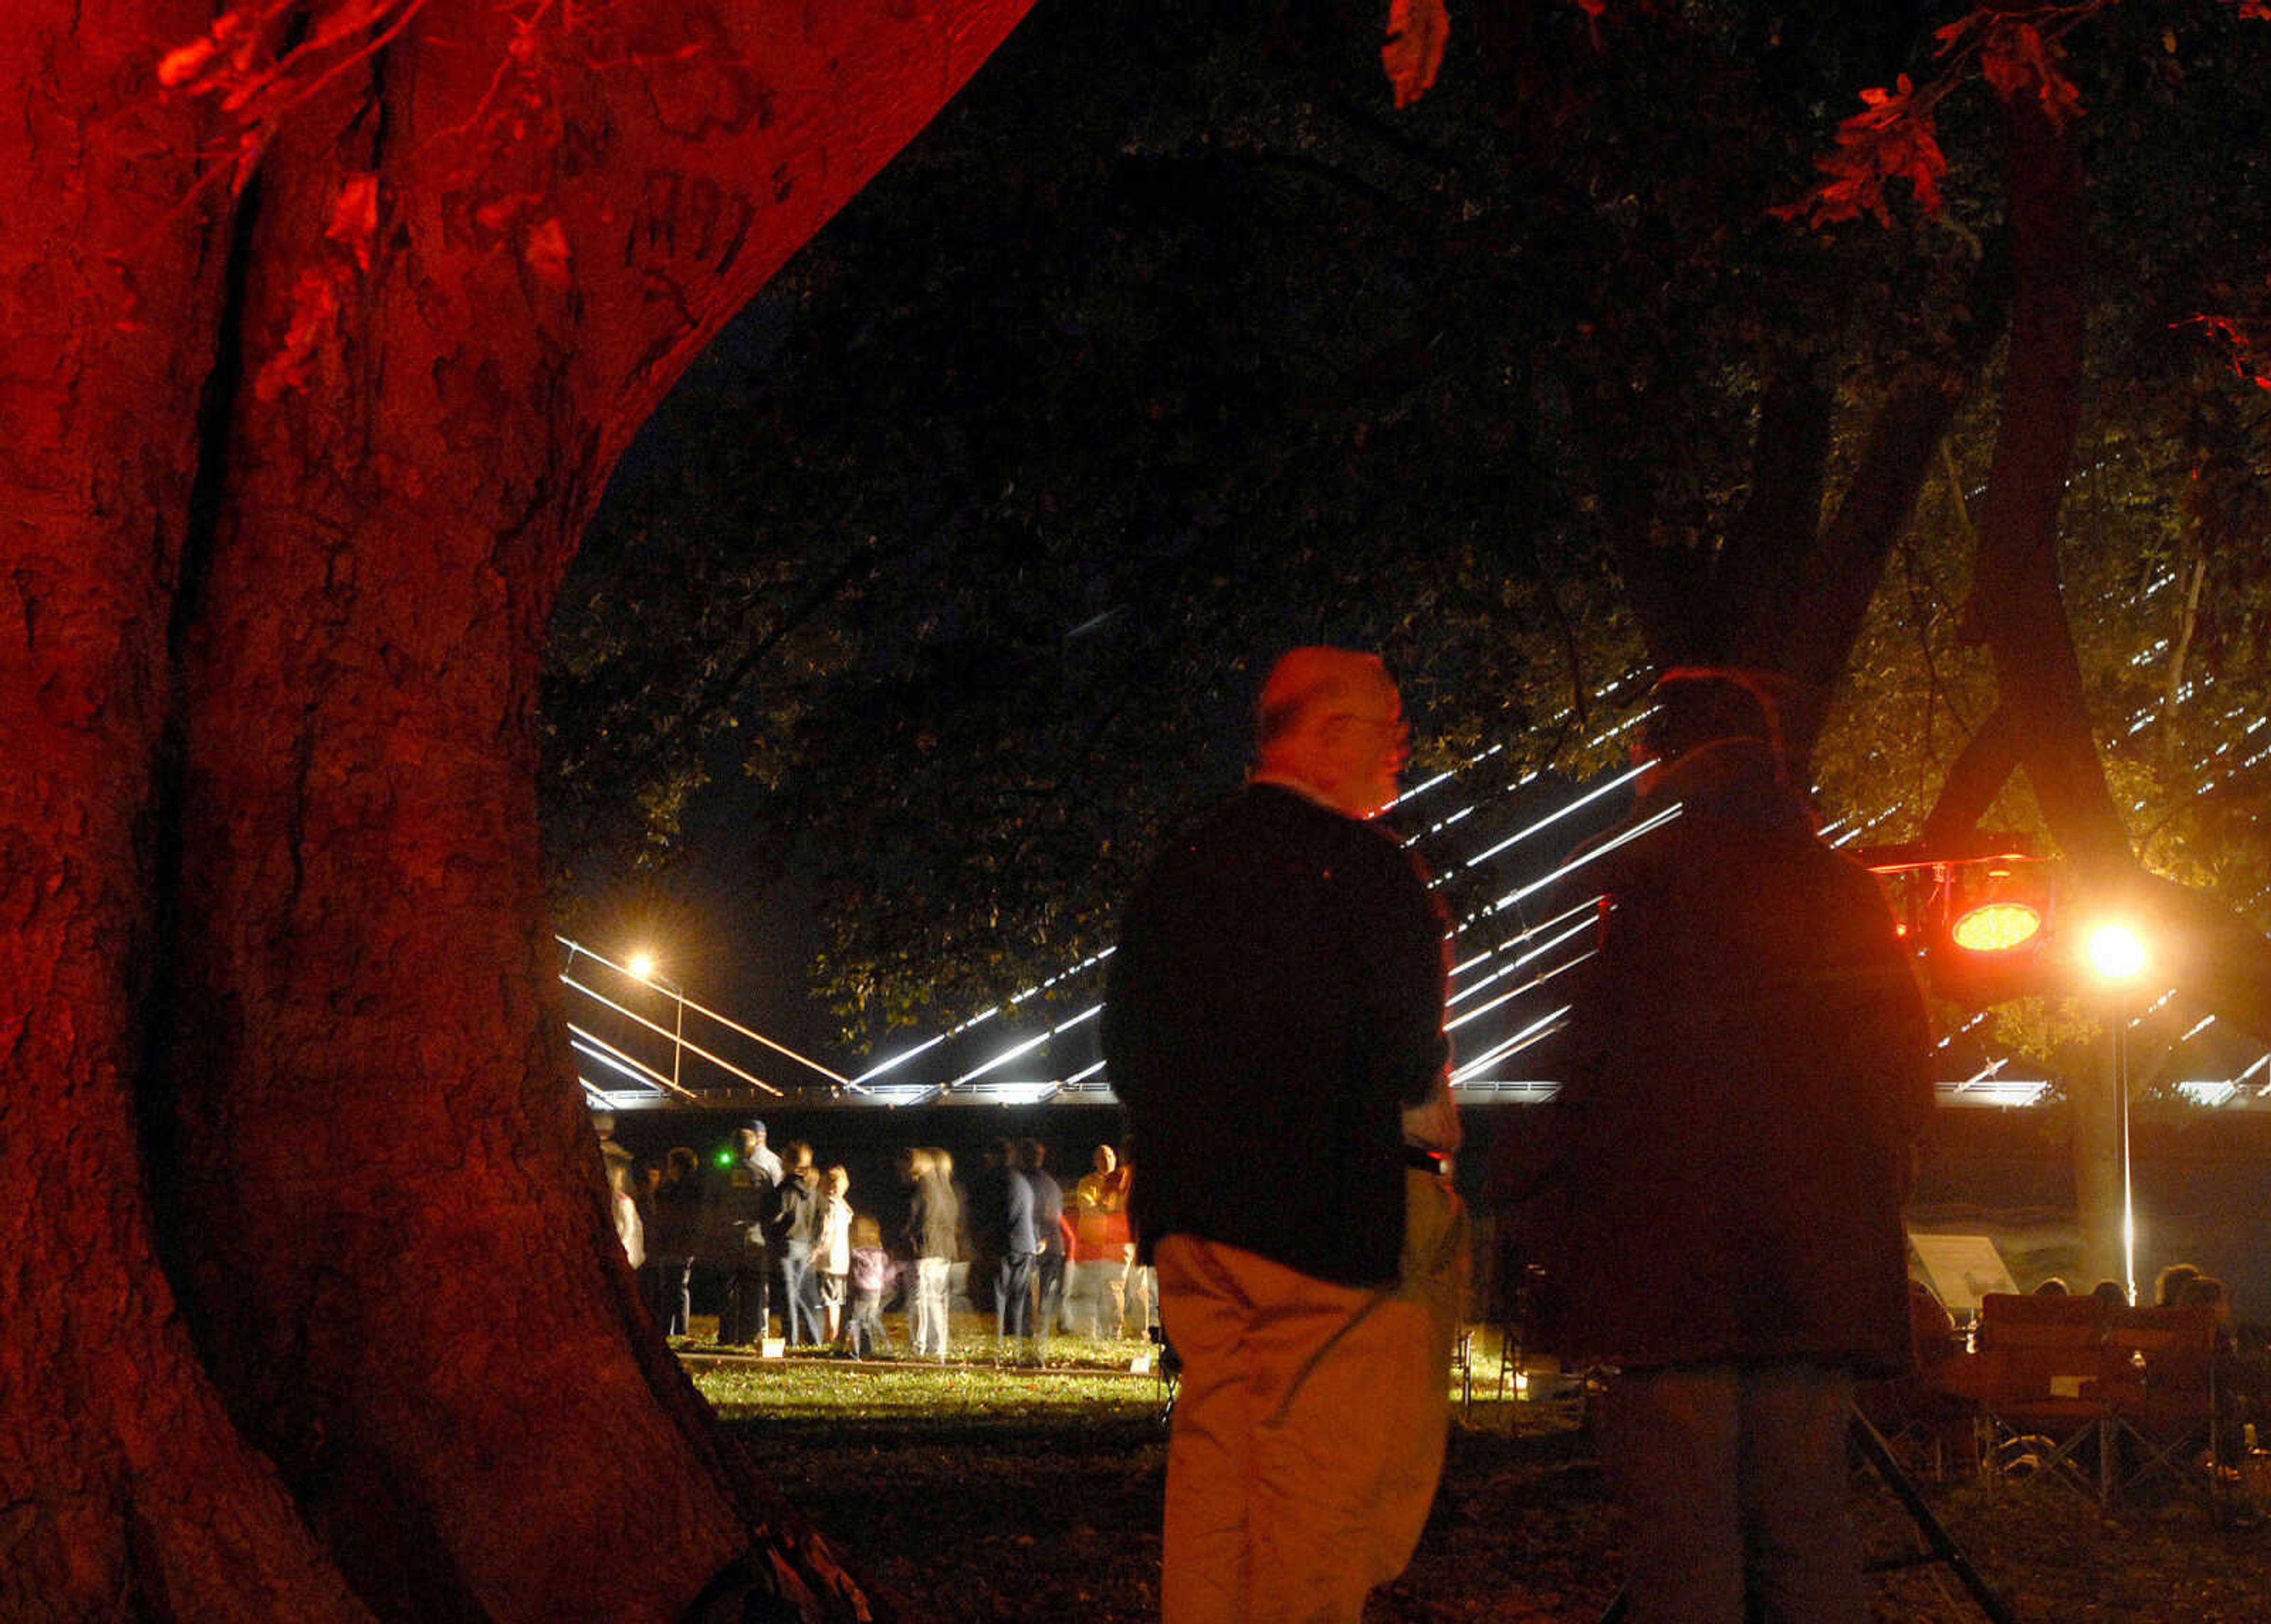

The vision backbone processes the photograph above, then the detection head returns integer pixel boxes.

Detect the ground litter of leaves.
[699,1346,2271,1623]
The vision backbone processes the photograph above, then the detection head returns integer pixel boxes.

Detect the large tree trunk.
[2,2,1037,1617]
[1947,85,2271,1043]
[1,8,373,1619]
[1763,252,2010,768]
[1924,61,2271,1046]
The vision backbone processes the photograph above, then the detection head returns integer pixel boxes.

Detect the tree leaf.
[1382,0,1449,110]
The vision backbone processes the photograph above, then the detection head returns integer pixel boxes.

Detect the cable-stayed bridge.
[567,652,2271,1117]
[562,687,1652,1113]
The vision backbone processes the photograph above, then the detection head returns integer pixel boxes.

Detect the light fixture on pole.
[2084,920,2150,1305]
[630,950,685,1095]
[1857,841,2055,1007]
[1928,856,2054,1005]
[2086,922,2147,983]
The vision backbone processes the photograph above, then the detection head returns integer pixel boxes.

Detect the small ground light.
[2086,922,2148,982]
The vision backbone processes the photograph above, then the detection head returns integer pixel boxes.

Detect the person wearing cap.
[713,1123,782,1346]
[1102,646,1465,1624]
[740,1120,783,1187]
[1514,668,1932,1624]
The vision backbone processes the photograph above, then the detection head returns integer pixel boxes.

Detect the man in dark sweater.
[713,1124,781,1346]
[1102,647,1462,1624]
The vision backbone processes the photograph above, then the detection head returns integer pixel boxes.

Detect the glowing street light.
[629,949,684,1094]
[2085,921,2149,983]
[1949,901,2043,953]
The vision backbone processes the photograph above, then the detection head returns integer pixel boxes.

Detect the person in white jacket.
[818,1165,854,1347]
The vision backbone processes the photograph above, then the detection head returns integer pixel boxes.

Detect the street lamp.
[2086,922,2148,983]
[2084,920,2150,1305]
[630,949,684,1095]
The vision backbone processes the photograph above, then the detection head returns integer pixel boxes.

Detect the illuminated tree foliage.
[1772,1,2271,1032]
[544,0,1642,1023]
[0,2,1037,1619]
[545,0,2268,1044]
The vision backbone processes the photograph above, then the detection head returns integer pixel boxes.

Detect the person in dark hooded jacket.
[645,1146,704,1337]
[1514,669,1932,1624]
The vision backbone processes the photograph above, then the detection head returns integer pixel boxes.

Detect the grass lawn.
[681,1310,1175,1420]
[694,1354,1165,1425]
[687,1319,2271,1622]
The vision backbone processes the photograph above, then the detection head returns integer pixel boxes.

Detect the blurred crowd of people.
[596,1115,1157,1360]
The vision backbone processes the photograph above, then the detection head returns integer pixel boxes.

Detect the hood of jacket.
[1637,736,1810,834]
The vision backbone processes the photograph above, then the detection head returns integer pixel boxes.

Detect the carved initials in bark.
[632,168,762,276]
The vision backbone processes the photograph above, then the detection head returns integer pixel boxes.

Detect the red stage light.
[1949,901,2043,953]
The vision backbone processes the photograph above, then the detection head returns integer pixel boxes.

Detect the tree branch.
[1769,245,2011,764]
[1921,702,2019,843]
[1966,87,2131,870]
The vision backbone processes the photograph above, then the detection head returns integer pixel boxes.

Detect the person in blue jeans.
[995,1138,1037,1349]
[773,1141,825,1345]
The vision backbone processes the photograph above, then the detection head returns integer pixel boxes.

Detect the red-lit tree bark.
[0,2,1034,1619]
[1939,72,2269,1282]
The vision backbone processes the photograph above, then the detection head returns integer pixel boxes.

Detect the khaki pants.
[1156,1172,1467,1623]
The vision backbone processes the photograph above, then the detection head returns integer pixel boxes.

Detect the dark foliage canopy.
[542,0,2270,1036]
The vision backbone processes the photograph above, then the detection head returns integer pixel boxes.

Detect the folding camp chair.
[1859,1280,1982,1481]
[2095,1304,2229,1518]
[1965,1292,2110,1501]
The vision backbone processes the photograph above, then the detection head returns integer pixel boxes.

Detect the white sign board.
[1908,1232,2018,1313]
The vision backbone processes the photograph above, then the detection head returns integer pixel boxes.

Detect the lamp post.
[2085,921,2149,1304]
[629,951,685,1094]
